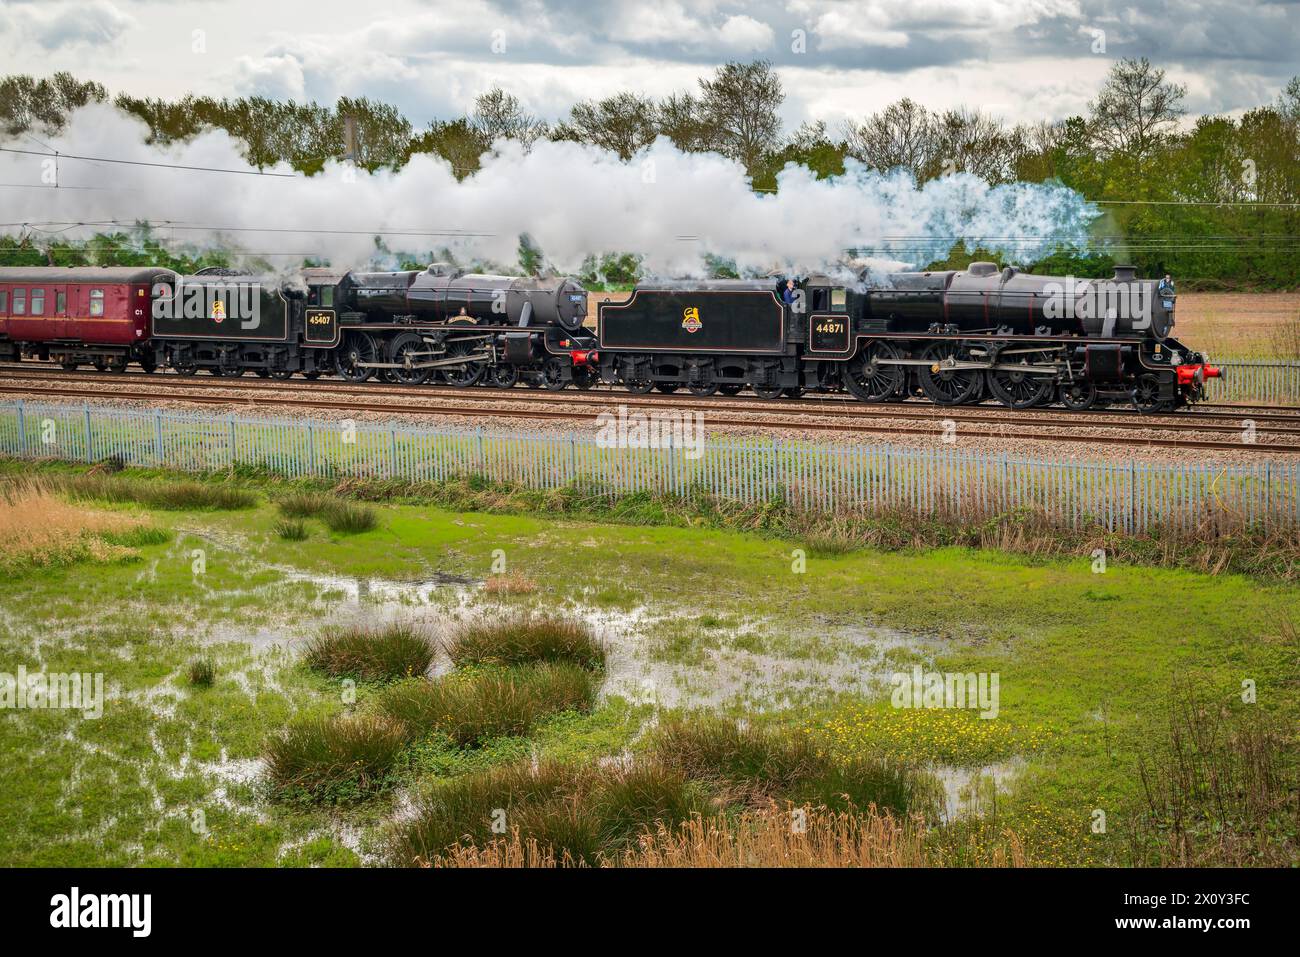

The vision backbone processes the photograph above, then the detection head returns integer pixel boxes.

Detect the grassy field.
[1156,292,1300,360]
[0,461,1296,866]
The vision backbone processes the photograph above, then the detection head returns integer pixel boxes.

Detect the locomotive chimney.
[1112,265,1137,282]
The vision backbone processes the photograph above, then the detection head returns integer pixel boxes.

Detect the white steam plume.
[1,103,1099,276]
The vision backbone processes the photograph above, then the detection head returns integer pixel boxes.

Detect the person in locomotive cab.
[782,279,797,309]
[1158,274,1176,298]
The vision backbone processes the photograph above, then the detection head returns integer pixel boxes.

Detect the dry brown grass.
[1175,292,1300,360]
[428,803,1025,868]
[0,478,148,570]
[482,570,538,595]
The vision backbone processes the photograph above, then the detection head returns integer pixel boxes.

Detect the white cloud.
[0,0,133,51]
[232,54,307,102]
[717,14,776,52]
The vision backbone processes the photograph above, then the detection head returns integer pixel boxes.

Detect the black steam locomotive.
[1,260,1219,412]
[591,263,1219,411]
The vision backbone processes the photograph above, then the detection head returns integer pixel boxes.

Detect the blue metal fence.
[1,399,1296,534]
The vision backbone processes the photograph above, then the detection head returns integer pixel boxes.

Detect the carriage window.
[56,290,66,313]
[31,289,45,315]
[0,291,7,313]
[89,289,104,316]
[13,289,25,315]
[831,288,847,312]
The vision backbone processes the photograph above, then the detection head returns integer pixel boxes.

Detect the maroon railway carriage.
[0,266,176,371]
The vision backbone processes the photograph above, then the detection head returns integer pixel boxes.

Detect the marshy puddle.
[275,567,480,605]
[932,758,1025,822]
[196,561,942,712]
[574,602,939,711]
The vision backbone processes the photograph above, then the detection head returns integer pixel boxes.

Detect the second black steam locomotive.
[0,260,1220,412]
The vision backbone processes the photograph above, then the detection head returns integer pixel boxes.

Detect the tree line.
[1,61,1298,287]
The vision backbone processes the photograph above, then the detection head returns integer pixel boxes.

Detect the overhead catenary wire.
[0,145,298,178]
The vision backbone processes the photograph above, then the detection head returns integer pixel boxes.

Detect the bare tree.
[1087,57,1187,171]
[555,92,659,160]
[472,88,548,151]
[934,107,1024,184]
[698,60,784,176]
[657,91,707,152]
[842,98,939,181]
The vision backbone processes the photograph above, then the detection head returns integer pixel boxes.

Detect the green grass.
[187,658,215,688]
[276,491,336,518]
[0,458,1296,866]
[264,714,407,805]
[274,518,308,541]
[320,499,378,535]
[388,758,708,865]
[447,613,605,671]
[303,622,436,683]
[52,472,256,510]
[378,664,598,747]
[277,491,377,534]
[650,715,936,817]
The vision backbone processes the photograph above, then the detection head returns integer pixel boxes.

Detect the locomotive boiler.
[338,264,589,331]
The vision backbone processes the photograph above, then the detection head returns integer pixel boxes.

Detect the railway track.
[3,363,1300,419]
[3,364,1300,433]
[2,375,1299,455]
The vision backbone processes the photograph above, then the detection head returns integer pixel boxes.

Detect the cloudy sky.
[1,0,1297,131]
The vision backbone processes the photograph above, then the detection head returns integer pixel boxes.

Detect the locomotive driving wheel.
[987,350,1055,409]
[843,341,904,402]
[336,333,377,382]
[442,338,486,387]
[918,342,981,405]
[388,332,432,386]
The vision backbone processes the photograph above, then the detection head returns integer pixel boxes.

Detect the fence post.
[885,447,892,506]
[1265,461,1272,531]
[307,422,316,476]
[1128,460,1137,534]
[389,427,397,479]
[772,438,781,503]
[154,410,163,464]
[15,400,25,456]
[477,427,486,475]
[82,403,93,462]
[227,414,237,467]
